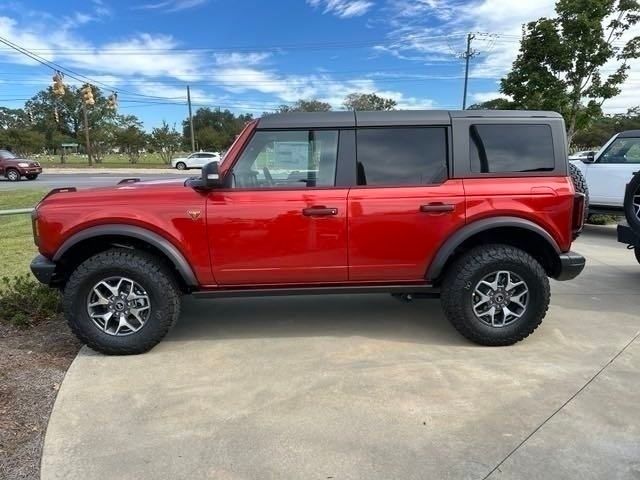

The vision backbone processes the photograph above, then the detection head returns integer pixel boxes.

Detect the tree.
[276,99,332,113]
[150,121,183,164]
[467,98,517,110]
[114,120,147,164]
[343,93,397,111]
[572,106,640,145]
[501,0,640,144]
[183,108,252,151]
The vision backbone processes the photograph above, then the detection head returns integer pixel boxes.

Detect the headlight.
[18,162,29,167]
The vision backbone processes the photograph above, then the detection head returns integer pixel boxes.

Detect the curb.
[41,168,192,175]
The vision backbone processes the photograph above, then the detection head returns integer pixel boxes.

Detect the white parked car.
[171,152,221,170]
[570,130,640,211]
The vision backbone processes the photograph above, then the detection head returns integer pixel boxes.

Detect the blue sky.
[0,0,637,130]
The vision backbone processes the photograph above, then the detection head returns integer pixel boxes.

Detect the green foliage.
[183,108,253,152]
[501,0,640,144]
[114,123,148,164]
[467,98,517,110]
[587,214,620,225]
[343,92,397,111]
[276,99,332,113]
[0,275,61,327]
[573,106,640,146]
[150,121,183,164]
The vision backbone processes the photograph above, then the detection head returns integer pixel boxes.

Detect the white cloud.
[213,52,272,66]
[307,0,374,18]
[132,0,208,13]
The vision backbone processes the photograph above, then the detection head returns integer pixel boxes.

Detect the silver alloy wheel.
[86,276,151,336]
[7,169,19,181]
[472,270,529,327]
[176,162,186,170]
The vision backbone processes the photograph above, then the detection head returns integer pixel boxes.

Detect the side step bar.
[192,284,440,299]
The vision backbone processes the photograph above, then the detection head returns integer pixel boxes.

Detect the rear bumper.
[555,251,586,281]
[618,222,639,247]
[30,255,56,285]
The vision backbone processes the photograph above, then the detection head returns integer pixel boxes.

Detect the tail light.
[31,209,40,246]
[572,193,586,237]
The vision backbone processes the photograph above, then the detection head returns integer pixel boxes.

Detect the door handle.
[302,206,338,217]
[420,203,455,213]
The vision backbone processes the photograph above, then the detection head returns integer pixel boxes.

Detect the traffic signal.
[53,107,59,123]
[107,92,118,110]
[82,84,95,106]
[52,71,65,97]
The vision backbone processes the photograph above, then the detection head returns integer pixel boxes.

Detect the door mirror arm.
[190,161,224,190]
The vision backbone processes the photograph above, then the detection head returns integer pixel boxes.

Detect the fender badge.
[188,209,201,220]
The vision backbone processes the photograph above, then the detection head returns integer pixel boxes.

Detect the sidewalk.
[42,167,192,175]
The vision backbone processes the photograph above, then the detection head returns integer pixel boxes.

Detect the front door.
[207,129,348,285]
[347,126,466,281]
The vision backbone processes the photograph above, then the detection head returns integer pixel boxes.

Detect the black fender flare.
[53,224,198,287]
[426,216,561,281]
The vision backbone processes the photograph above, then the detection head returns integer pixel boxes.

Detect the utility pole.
[82,102,92,165]
[462,33,477,110]
[187,85,195,152]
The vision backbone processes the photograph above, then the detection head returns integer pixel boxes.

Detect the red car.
[0,149,42,181]
[31,111,586,354]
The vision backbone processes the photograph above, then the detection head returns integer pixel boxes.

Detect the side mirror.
[191,161,223,190]
[582,152,596,163]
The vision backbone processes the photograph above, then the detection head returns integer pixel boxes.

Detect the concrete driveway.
[41,226,640,480]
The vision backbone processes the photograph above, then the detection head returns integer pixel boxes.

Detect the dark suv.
[0,149,42,181]
[30,110,586,354]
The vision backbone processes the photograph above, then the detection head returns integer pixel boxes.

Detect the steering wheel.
[263,166,274,186]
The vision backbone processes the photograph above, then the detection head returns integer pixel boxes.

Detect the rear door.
[207,128,349,285]
[347,126,466,281]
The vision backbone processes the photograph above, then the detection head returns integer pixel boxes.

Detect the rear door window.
[469,124,555,173]
[355,127,448,186]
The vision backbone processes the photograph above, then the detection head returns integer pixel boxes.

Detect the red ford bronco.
[31,110,586,355]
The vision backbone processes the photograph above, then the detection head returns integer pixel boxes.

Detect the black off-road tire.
[624,173,640,235]
[6,168,20,181]
[441,244,550,346]
[63,249,181,355]
[634,247,640,265]
[569,162,589,237]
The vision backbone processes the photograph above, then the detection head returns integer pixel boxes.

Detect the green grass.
[33,152,187,168]
[0,189,47,278]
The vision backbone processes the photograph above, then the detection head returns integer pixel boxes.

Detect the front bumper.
[18,167,42,175]
[30,255,56,285]
[555,251,586,281]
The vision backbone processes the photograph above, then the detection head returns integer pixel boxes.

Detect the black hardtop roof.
[256,109,563,129]
[618,130,640,138]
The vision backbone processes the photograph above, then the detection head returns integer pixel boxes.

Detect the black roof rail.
[118,178,141,185]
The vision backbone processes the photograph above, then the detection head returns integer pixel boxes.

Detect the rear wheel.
[6,168,20,181]
[26,174,38,180]
[175,162,187,170]
[441,244,550,346]
[569,163,589,236]
[624,173,640,234]
[63,249,181,355]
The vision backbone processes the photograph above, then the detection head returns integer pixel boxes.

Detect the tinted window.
[470,124,555,173]
[356,127,447,186]
[599,137,640,164]
[231,130,338,188]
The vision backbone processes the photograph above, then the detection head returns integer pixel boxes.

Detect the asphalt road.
[42,226,640,480]
[0,172,191,191]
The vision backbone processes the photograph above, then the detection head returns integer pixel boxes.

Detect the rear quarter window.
[470,124,555,173]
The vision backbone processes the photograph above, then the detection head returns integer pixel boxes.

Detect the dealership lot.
[41,225,639,480]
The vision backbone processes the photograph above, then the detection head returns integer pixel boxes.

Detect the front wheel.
[6,168,20,181]
[63,249,181,355]
[175,162,187,170]
[441,244,550,346]
[26,174,38,180]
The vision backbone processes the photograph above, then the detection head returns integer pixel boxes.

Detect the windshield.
[599,137,640,164]
[0,150,17,159]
